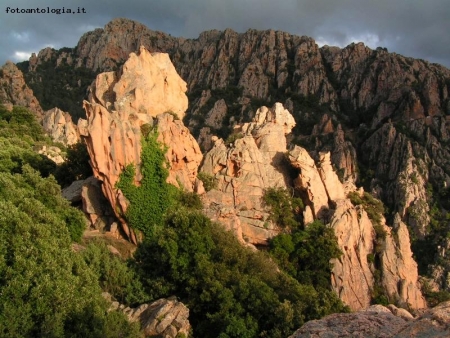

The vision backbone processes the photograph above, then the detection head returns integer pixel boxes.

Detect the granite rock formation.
[0,61,43,117]
[287,146,426,311]
[200,103,295,245]
[43,107,80,145]
[290,301,450,338]
[80,46,201,243]
[104,293,191,338]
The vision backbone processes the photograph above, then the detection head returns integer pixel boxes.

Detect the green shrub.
[263,187,303,229]
[54,142,93,187]
[0,165,85,242]
[175,190,203,210]
[133,209,348,338]
[269,220,342,289]
[0,170,138,337]
[116,128,177,237]
[166,110,180,120]
[197,171,218,192]
[225,132,244,145]
[81,241,149,305]
[348,191,385,226]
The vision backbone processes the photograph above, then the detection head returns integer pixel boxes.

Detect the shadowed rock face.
[80,46,202,243]
[0,61,43,117]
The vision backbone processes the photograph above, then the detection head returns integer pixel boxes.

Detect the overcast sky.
[1,0,450,68]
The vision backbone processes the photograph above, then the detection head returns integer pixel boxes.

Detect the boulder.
[290,301,450,338]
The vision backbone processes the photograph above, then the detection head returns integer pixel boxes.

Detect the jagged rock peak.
[0,61,43,117]
[89,46,188,120]
[81,46,201,243]
[245,102,296,134]
[200,103,295,246]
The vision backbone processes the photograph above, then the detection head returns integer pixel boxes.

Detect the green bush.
[225,132,244,145]
[175,190,203,210]
[116,128,177,237]
[348,191,385,226]
[133,209,348,338]
[263,187,303,229]
[81,241,149,305]
[269,220,342,289]
[54,142,93,187]
[0,169,138,337]
[197,171,218,192]
[0,165,85,242]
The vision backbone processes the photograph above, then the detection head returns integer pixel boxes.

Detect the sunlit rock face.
[80,46,201,243]
[43,107,80,146]
[200,103,295,246]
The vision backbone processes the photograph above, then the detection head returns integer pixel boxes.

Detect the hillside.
[2,17,450,336]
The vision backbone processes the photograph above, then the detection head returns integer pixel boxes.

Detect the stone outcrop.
[288,146,426,311]
[200,103,295,245]
[104,293,191,338]
[290,302,450,338]
[380,214,427,309]
[43,107,80,145]
[153,114,202,191]
[81,176,116,232]
[80,46,201,243]
[288,146,329,220]
[0,61,43,117]
[289,305,409,338]
[124,298,190,338]
[330,199,375,310]
[37,145,64,164]
[62,179,85,203]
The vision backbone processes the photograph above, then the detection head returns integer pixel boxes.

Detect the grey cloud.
[1,0,449,68]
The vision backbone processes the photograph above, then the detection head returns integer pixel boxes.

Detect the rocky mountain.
[10,16,450,318]
[0,61,43,117]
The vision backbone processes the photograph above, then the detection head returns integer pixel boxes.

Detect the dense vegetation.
[54,142,93,187]
[0,104,139,337]
[134,209,347,338]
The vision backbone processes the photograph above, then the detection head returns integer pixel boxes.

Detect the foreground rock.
[80,46,201,243]
[104,293,191,337]
[290,302,450,338]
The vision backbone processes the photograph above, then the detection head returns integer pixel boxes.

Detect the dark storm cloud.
[1,0,449,68]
